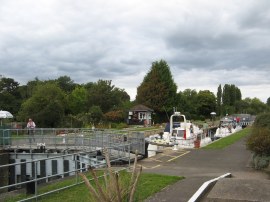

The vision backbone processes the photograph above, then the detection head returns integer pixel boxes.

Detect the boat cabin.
[169,112,192,140]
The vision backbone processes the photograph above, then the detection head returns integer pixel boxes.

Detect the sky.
[0,0,270,103]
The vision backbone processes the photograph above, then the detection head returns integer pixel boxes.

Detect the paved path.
[139,137,269,202]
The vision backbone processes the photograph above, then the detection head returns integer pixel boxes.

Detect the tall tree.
[222,84,231,107]
[136,60,177,122]
[216,84,222,116]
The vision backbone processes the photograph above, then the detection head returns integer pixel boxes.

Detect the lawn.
[4,172,183,202]
[203,127,251,149]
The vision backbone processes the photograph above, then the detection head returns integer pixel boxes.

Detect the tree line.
[1,60,270,127]
[136,60,270,122]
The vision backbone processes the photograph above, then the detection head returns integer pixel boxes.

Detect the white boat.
[214,117,242,138]
[146,112,207,150]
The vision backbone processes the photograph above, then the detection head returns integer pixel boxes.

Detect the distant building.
[221,114,255,128]
[128,104,154,126]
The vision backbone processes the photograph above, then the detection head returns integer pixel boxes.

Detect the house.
[128,104,154,126]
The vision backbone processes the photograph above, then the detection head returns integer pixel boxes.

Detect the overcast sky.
[1,0,270,102]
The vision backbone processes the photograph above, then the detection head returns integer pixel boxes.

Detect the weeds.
[79,149,142,202]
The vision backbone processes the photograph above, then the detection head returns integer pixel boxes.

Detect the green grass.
[203,127,251,149]
[135,173,183,201]
[3,172,183,202]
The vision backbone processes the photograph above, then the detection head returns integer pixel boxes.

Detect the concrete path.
[139,137,269,202]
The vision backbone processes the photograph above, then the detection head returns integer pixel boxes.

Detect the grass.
[3,172,183,202]
[203,127,251,149]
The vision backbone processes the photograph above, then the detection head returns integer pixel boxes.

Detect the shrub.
[253,112,270,129]
[111,122,128,129]
[251,153,270,170]
[247,128,270,156]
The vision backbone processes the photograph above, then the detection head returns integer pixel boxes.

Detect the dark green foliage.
[221,84,242,115]
[0,77,21,115]
[197,90,216,118]
[136,60,177,122]
[217,84,222,116]
[55,76,77,93]
[18,83,66,127]
[267,97,270,106]
[247,128,270,156]
[253,113,270,129]
[68,86,88,115]
[247,113,270,157]
[88,105,103,125]
[87,80,130,113]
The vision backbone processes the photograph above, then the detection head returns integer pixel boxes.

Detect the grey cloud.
[0,0,269,102]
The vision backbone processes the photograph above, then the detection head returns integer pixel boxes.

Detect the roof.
[129,104,154,112]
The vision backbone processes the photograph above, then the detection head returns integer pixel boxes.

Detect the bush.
[247,128,270,156]
[247,113,270,156]
[253,112,270,129]
[251,153,270,170]
[111,122,128,129]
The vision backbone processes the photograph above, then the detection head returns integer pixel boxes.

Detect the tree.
[55,76,76,93]
[216,84,222,116]
[250,98,269,114]
[136,60,177,122]
[18,83,66,127]
[87,80,130,113]
[88,105,103,126]
[104,110,125,123]
[196,90,216,118]
[221,84,242,115]
[267,97,270,107]
[68,86,88,115]
[0,77,21,114]
[176,89,198,120]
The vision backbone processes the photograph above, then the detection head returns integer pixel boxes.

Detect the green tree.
[267,97,270,107]
[68,86,88,115]
[136,60,177,122]
[221,84,242,115]
[197,90,216,118]
[222,84,231,107]
[250,98,269,114]
[0,77,21,115]
[216,84,222,116]
[88,105,103,126]
[18,83,66,127]
[55,76,77,93]
[176,89,198,120]
[87,80,130,113]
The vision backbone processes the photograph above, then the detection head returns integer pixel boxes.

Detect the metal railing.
[0,128,145,201]
[0,149,129,201]
[1,128,145,155]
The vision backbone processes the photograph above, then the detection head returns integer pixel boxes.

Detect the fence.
[0,151,128,201]
[0,128,145,201]
[0,128,145,155]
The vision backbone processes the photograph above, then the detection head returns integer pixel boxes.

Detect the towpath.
[139,136,269,202]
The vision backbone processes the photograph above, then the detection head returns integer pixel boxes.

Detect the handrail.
[188,173,232,202]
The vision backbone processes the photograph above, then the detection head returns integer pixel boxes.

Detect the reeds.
[78,149,142,202]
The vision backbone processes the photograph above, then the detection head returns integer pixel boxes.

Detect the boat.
[214,117,242,138]
[145,112,208,151]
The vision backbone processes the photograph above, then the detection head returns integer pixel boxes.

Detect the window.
[139,112,146,120]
